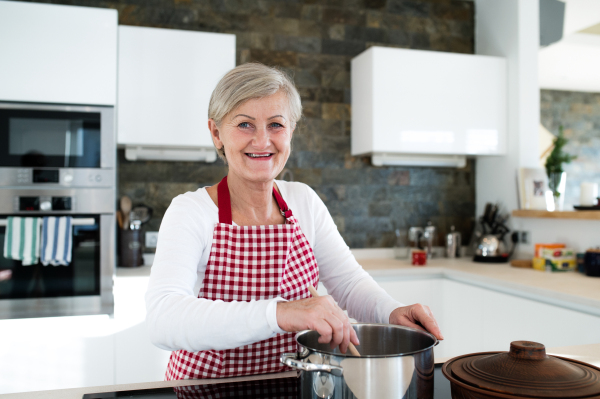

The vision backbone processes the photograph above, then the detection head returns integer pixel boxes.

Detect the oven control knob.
[95,175,102,182]
[40,201,52,211]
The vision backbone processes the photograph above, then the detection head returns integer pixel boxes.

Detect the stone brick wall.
[540,89,600,209]
[27,0,477,248]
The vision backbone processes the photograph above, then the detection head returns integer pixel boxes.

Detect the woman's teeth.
[247,153,272,158]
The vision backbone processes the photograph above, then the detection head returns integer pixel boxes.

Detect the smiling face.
[209,91,295,184]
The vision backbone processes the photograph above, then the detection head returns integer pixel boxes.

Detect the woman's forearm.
[145,286,283,352]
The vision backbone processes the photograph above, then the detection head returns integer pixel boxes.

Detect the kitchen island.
[2,256,599,396]
[4,343,600,399]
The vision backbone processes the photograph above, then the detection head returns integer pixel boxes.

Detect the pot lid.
[444,341,600,398]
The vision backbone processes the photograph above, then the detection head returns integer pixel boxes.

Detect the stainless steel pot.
[281,323,437,399]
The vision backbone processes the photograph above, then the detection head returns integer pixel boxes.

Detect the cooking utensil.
[116,210,124,230]
[307,286,360,357]
[120,196,132,230]
[442,341,600,398]
[488,203,498,232]
[282,323,437,399]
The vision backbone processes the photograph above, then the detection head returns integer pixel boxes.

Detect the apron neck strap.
[217,176,293,225]
[273,185,293,219]
[217,176,233,224]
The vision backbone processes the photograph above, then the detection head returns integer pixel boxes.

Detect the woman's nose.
[252,126,270,149]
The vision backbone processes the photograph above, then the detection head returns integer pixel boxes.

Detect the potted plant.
[544,126,576,210]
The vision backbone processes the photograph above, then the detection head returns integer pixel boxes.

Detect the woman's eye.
[269,122,284,128]
[238,122,251,129]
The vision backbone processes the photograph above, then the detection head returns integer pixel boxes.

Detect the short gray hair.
[208,63,302,161]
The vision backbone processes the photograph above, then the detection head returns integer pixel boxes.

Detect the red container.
[411,250,427,266]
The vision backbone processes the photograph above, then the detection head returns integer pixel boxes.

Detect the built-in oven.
[0,102,115,319]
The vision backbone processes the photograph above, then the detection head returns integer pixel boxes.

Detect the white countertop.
[118,255,600,315]
[358,256,600,316]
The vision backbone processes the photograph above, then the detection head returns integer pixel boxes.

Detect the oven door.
[0,214,114,319]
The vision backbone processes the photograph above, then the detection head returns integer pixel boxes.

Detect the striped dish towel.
[41,217,73,266]
[3,217,42,266]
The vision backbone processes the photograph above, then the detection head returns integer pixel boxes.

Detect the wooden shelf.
[512,209,600,220]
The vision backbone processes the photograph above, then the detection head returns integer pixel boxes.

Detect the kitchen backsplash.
[540,89,600,210]
[26,0,477,248]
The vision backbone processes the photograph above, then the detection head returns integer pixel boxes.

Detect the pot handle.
[281,353,343,377]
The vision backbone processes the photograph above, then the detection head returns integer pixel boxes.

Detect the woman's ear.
[208,119,223,150]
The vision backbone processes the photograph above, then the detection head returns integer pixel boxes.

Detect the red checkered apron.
[165,176,319,380]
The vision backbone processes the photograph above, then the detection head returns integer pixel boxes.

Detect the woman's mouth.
[246,153,273,159]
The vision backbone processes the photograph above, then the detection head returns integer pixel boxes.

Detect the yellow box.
[532,256,576,272]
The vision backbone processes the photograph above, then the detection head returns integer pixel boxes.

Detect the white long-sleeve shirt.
[145,180,403,353]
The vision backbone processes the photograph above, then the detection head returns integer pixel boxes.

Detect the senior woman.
[145,63,443,381]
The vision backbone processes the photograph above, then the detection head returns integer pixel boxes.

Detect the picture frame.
[518,168,550,210]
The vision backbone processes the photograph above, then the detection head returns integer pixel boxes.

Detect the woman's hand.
[277,296,360,354]
[389,304,444,340]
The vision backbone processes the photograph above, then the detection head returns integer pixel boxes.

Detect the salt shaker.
[446,225,461,258]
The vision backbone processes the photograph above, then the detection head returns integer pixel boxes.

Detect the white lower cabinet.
[373,277,600,359]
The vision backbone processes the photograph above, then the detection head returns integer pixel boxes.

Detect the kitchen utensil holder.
[119,229,143,267]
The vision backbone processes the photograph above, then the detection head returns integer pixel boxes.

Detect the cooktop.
[83,364,451,398]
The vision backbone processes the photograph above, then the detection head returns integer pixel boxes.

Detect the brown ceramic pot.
[442,341,600,399]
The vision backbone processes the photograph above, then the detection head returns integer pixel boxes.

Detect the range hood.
[372,154,467,168]
[124,145,217,162]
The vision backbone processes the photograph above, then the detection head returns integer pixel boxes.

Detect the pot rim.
[294,323,438,358]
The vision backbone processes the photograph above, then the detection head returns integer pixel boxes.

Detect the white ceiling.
[538,0,600,92]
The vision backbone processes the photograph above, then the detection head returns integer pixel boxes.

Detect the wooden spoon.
[307,285,361,357]
[120,196,132,230]
[116,210,124,230]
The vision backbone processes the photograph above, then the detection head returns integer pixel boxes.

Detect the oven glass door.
[0,215,100,299]
[0,109,101,168]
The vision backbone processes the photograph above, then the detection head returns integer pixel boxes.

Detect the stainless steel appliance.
[282,323,437,398]
[0,102,115,319]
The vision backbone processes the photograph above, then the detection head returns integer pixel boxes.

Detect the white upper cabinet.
[117,26,235,162]
[351,47,507,167]
[0,1,117,106]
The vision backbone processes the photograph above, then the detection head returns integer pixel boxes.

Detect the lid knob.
[509,341,547,360]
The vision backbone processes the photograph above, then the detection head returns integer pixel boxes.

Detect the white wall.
[513,217,600,258]
[473,1,599,258]
[474,0,540,217]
